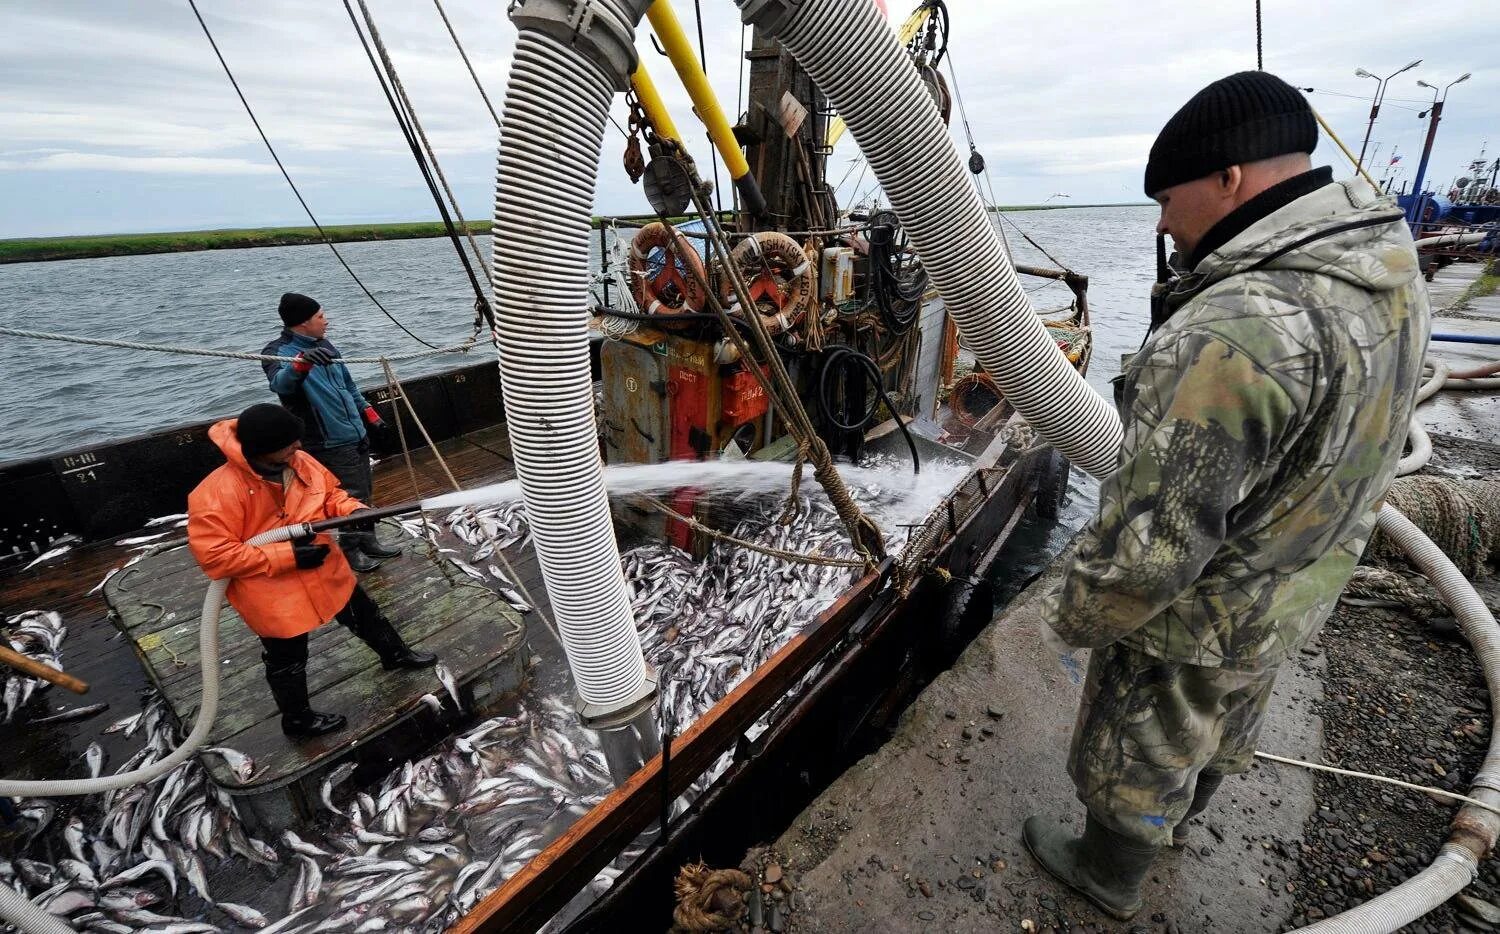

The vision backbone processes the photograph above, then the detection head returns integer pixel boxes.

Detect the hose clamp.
[1469,772,1500,796]
[511,0,649,90]
[736,0,805,35]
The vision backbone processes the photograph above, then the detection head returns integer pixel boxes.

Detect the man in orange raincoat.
[188,404,436,739]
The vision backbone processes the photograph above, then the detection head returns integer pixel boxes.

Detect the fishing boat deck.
[101,521,527,793]
[0,424,552,796]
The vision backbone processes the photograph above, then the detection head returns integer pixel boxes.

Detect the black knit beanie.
[236,404,304,458]
[1144,71,1318,197]
[278,292,321,328]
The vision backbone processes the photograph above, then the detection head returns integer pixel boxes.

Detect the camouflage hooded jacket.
[1050,179,1430,670]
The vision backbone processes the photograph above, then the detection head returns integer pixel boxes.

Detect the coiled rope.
[0,325,478,365]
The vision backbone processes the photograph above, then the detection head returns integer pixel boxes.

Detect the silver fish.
[114,531,172,546]
[27,701,108,725]
[84,741,105,778]
[203,746,256,782]
[217,903,270,929]
[321,761,357,813]
[22,544,72,570]
[434,662,461,711]
[281,829,331,859]
[103,859,177,897]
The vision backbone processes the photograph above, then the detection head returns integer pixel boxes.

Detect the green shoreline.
[0,203,1147,264]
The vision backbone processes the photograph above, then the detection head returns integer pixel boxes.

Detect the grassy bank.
[2,203,1148,264]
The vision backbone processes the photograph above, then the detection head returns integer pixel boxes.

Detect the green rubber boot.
[1022,813,1160,921]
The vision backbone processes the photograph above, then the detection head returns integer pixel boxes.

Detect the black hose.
[817,346,921,475]
[867,210,928,335]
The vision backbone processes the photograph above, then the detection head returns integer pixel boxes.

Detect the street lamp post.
[1355,60,1422,172]
[1407,73,1471,228]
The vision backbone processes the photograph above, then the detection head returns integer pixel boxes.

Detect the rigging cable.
[692,0,724,217]
[185,0,441,349]
[1255,0,1263,70]
[431,0,500,127]
[816,345,921,475]
[345,0,495,332]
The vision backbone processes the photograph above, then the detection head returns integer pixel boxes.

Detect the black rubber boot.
[343,545,383,573]
[1022,813,1159,921]
[357,531,404,560]
[352,614,437,670]
[1172,772,1225,846]
[263,655,347,738]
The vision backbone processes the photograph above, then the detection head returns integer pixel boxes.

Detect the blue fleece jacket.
[261,329,367,449]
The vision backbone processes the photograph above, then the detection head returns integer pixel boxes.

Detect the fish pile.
[394,503,534,614]
[3,611,67,722]
[3,694,278,932]
[264,696,621,933]
[3,695,625,933]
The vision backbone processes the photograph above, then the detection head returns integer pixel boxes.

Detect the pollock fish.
[22,545,71,570]
[27,701,108,725]
[434,663,461,711]
[320,761,358,813]
[202,747,256,782]
[217,902,270,929]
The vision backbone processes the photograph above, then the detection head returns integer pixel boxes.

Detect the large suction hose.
[489,4,654,717]
[0,524,303,934]
[738,0,1122,478]
[1299,504,1500,932]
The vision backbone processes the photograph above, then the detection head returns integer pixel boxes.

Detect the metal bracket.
[510,0,651,91]
[736,0,804,35]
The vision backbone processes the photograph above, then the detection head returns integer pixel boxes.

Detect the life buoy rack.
[629,222,709,320]
[720,232,816,337]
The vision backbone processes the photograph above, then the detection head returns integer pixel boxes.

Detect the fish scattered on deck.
[27,701,109,725]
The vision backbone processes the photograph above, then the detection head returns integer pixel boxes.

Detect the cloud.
[0,151,281,175]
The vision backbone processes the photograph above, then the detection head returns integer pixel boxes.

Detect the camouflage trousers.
[1066,642,1281,847]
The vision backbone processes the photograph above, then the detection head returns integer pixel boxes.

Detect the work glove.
[292,536,330,570]
[291,346,336,374]
[363,407,393,447]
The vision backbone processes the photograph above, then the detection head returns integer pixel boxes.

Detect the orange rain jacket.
[187,419,364,639]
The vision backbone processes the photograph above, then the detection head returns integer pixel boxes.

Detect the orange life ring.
[720,232,815,337]
[629,222,709,320]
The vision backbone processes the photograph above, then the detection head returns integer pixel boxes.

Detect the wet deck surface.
[101,520,525,792]
[0,424,552,783]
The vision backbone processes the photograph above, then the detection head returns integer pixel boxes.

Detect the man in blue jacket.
[262,292,403,572]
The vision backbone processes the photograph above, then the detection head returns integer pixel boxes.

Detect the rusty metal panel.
[599,335,670,464]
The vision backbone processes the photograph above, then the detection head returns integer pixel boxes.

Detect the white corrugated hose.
[488,24,650,713]
[740,0,1123,479]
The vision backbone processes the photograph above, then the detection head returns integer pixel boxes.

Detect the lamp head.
[1354,68,1376,79]
[1397,59,1423,74]
[1417,79,1437,90]
[1452,73,1472,86]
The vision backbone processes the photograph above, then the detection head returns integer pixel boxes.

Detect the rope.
[671,862,753,933]
[380,361,561,644]
[1309,105,1382,189]
[0,325,477,365]
[1254,0,1263,70]
[346,0,495,331]
[1371,477,1498,578]
[432,0,500,127]
[641,496,865,569]
[185,0,441,350]
[664,147,883,565]
[1254,751,1500,817]
[1341,565,1449,615]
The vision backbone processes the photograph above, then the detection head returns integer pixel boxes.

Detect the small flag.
[1389,154,1403,165]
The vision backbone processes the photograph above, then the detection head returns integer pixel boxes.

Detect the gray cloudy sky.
[1,0,1495,238]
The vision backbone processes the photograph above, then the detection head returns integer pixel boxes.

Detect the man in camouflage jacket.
[1023,72,1429,921]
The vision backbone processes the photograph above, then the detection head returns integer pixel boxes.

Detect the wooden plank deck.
[102,518,527,792]
[0,425,551,794]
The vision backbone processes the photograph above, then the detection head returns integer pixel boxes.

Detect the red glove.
[363,406,384,428]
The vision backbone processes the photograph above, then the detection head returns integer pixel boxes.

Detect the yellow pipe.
[629,61,682,144]
[646,0,767,215]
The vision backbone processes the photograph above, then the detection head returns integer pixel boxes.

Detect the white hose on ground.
[0,524,305,934]
[1296,504,1500,933]
[488,7,651,713]
[1396,359,1449,476]
[736,0,1122,479]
